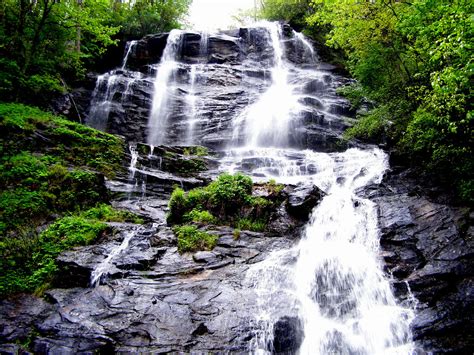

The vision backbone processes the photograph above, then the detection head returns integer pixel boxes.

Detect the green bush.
[173,225,218,253]
[167,175,285,246]
[167,173,254,224]
[207,173,253,214]
[184,209,216,224]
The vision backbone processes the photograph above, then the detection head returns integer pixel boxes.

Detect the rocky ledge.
[361,166,474,353]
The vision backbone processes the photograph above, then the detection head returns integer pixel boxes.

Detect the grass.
[173,225,218,253]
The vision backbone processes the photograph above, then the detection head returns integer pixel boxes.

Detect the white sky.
[187,0,256,31]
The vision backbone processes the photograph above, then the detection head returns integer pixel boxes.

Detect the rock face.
[0,222,301,353]
[361,167,474,353]
[59,25,355,151]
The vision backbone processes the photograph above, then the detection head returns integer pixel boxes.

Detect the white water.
[88,40,138,130]
[220,23,415,354]
[293,31,316,64]
[232,22,300,148]
[90,229,136,286]
[147,30,183,146]
[185,65,199,145]
[121,40,137,70]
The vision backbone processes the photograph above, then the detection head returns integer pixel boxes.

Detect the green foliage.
[0,204,141,297]
[0,103,124,177]
[0,0,190,105]
[207,173,253,215]
[0,104,134,296]
[110,0,191,38]
[183,146,209,157]
[167,174,285,246]
[344,105,389,141]
[235,218,267,232]
[0,0,120,105]
[173,225,218,253]
[184,209,216,224]
[259,0,313,29]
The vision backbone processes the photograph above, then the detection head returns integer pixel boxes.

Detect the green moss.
[183,146,209,157]
[0,204,142,297]
[173,225,218,253]
[0,103,125,178]
[233,228,241,240]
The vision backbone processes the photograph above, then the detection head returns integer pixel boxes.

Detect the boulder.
[286,183,325,220]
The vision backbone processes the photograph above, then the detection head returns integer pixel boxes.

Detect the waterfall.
[147,30,183,146]
[216,23,415,354]
[232,22,299,148]
[96,22,415,353]
[90,229,137,286]
[121,40,137,70]
[87,40,138,130]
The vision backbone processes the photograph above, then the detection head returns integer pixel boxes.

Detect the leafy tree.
[0,0,191,105]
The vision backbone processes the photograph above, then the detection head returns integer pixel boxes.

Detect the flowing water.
[87,40,139,130]
[87,21,415,353]
[147,30,183,146]
[90,229,137,286]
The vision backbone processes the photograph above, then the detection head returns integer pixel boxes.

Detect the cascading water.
[243,149,415,354]
[90,229,137,286]
[147,30,183,146]
[232,22,299,148]
[87,40,139,130]
[213,23,415,354]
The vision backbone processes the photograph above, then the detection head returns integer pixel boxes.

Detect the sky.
[187,0,257,31]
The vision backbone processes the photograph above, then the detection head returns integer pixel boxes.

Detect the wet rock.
[370,169,474,353]
[193,251,219,263]
[271,316,303,354]
[286,183,325,220]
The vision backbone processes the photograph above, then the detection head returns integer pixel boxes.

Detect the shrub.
[207,173,253,214]
[184,209,216,224]
[173,225,218,253]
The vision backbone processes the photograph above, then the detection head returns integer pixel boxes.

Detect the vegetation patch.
[0,104,134,297]
[173,225,218,253]
[167,173,285,253]
[0,204,142,297]
[0,103,124,178]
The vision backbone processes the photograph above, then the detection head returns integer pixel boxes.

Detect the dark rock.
[193,251,219,263]
[286,183,325,220]
[370,168,474,353]
[271,316,303,354]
